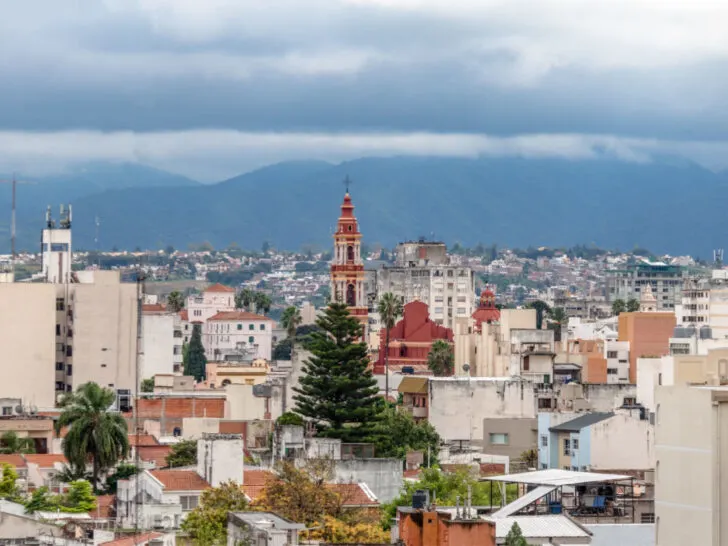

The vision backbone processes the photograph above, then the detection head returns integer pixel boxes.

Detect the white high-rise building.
[377,241,474,329]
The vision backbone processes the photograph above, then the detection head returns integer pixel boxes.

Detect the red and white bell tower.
[330,188,369,337]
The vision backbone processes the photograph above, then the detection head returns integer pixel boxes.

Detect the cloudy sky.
[3,0,728,180]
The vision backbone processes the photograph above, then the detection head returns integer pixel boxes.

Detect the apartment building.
[186,283,235,323]
[606,260,683,310]
[680,271,728,339]
[141,304,179,379]
[377,241,474,330]
[203,311,273,361]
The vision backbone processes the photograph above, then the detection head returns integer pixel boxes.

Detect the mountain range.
[2,156,727,256]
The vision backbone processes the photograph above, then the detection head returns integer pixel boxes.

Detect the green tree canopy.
[505,521,528,546]
[254,292,272,315]
[272,338,293,360]
[427,340,454,376]
[526,300,551,329]
[166,439,197,468]
[611,299,626,316]
[56,383,129,490]
[140,378,155,393]
[0,431,35,454]
[277,412,304,426]
[166,290,185,313]
[369,403,439,460]
[281,306,303,340]
[181,480,249,546]
[185,323,207,381]
[0,463,20,501]
[293,303,380,442]
[626,298,641,312]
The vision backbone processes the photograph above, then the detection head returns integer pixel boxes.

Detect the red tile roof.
[23,454,67,468]
[403,469,422,480]
[0,454,27,468]
[205,283,235,293]
[149,469,210,491]
[243,469,275,486]
[128,434,160,447]
[100,532,162,546]
[243,484,267,502]
[208,311,272,322]
[327,483,379,507]
[138,446,172,468]
[90,495,115,519]
[142,304,167,314]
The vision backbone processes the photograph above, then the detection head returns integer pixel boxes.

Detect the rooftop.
[149,469,210,491]
[493,515,591,540]
[482,469,633,487]
[204,283,236,293]
[100,532,163,546]
[229,511,305,531]
[208,311,273,322]
[549,412,614,432]
[398,376,428,394]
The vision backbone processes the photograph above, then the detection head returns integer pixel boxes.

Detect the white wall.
[428,378,536,443]
[636,357,674,412]
[589,412,655,470]
[197,434,244,486]
[182,417,220,440]
[142,313,176,380]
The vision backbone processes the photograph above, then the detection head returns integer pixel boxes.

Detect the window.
[641,513,656,524]
[249,324,254,330]
[56,324,61,336]
[66,365,72,376]
[260,324,265,330]
[180,496,199,511]
[541,435,548,447]
[606,351,617,358]
[624,397,637,406]
[563,439,571,456]
[56,343,64,352]
[572,438,579,450]
[607,368,618,375]
[1,407,11,416]
[237,324,242,330]
[489,433,509,445]
[248,336,255,344]
[56,298,65,311]
[66,346,73,357]
[56,362,64,371]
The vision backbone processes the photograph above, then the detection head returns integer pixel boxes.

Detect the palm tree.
[281,306,303,341]
[626,298,640,312]
[254,292,272,315]
[526,300,551,329]
[56,382,129,490]
[611,299,626,316]
[235,288,255,311]
[377,293,404,400]
[547,307,568,342]
[0,432,35,454]
[427,340,454,377]
[166,291,185,313]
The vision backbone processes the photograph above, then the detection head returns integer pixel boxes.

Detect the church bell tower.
[330,185,368,337]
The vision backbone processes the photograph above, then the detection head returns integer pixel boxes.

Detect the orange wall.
[399,511,496,546]
[585,353,608,383]
[619,312,676,383]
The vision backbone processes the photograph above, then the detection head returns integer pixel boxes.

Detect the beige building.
[654,384,728,546]
[206,359,270,388]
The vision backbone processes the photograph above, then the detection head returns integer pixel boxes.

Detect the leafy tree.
[140,378,155,393]
[258,461,340,526]
[104,463,139,494]
[377,292,404,399]
[427,340,454,376]
[235,288,255,311]
[24,486,55,513]
[56,383,129,490]
[182,480,249,546]
[611,299,627,316]
[316,515,389,544]
[166,290,185,312]
[276,412,304,426]
[293,303,380,442]
[520,449,538,469]
[505,521,528,546]
[185,323,207,381]
[547,307,568,342]
[296,324,323,347]
[0,431,35,454]
[166,439,197,468]
[281,306,303,340]
[61,480,97,513]
[253,292,272,315]
[54,464,90,484]
[369,403,439,460]
[626,298,641,312]
[0,463,20,501]
[526,300,551,329]
[272,338,293,360]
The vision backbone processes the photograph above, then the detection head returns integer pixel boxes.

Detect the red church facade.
[375,301,454,374]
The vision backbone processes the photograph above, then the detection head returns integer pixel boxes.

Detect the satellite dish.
[463,363,471,373]
[14,405,23,415]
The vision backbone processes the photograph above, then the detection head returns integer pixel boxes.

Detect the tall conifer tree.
[293,303,379,441]
[186,323,207,381]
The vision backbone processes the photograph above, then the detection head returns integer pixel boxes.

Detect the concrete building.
[618,310,676,383]
[654,384,728,546]
[186,283,235,324]
[206,359,270,388]
[606,260,683,311]
[374,300,453,374]
[227,512,304,546]
[41,205,73,284]
[481,417,537,462]
[203,311,273,361]
[680,271,728,339]
[378,240,474,330]
[538,410,654,472]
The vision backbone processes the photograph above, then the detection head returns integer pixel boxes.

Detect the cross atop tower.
[343,175,353,194]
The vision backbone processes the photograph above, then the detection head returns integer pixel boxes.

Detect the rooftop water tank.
[700,325,713,339]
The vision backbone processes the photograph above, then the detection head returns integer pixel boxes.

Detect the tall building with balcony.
[606,260,684,311]
[377,240,474,329]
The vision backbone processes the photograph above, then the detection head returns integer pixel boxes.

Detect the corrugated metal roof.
[494,515,591,539]
[586,524,655,546]
[398,376,429,394]
[483,469,632,486]
[491,486,557,518]
[549,412,614,432]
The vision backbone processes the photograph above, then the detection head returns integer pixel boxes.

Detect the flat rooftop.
[481,469,633,487]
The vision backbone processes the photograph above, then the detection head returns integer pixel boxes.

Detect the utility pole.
[0,175,33,272]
